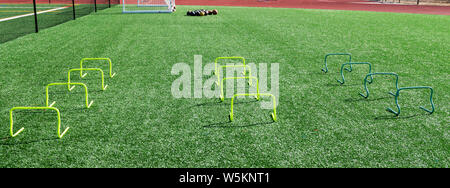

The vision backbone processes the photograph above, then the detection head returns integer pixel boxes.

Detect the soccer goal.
[123,0,176,13]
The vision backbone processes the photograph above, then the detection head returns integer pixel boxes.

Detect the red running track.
[2,0,447,15]
[0,0,114,4]
[176,0,450,15]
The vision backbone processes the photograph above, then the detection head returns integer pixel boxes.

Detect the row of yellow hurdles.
[8,58,116,139]
[214,57,277,122]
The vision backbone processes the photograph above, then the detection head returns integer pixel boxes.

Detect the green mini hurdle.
[8,107,69,139]
[46,82,94,109]
[386,86,435,116]
[360,72,399,99]
[68,68,108,91]
[322,53,352,73]
[337,62,373,85]
[80,58,116,78]
[230,93,277,122]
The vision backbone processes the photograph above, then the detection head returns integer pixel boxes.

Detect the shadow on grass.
[374,113,430,120]
[309,71,325,75]
[344,96,391,102]
[0,136,58,146]
[324,82,360,87]
[55,107,92,113]
[42,89,105,95]
[190,99,259,108]
[54,77,105,82]
[203,120,275,128]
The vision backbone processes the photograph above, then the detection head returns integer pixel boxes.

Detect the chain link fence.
[0,0,120,44]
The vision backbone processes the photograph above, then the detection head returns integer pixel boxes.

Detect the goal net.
[123,0,175,13]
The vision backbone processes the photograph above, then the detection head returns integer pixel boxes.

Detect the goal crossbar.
[123,0,175,13]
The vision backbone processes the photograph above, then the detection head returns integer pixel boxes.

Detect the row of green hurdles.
[322,53,435,116]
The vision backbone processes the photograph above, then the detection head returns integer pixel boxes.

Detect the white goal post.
[123,0,176,13]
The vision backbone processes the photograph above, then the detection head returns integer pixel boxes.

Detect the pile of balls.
[187,9,218,16]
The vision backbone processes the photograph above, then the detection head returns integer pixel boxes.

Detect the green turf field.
[0,5,448,168]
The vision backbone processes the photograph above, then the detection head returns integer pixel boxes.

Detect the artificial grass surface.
[0,5,449,167]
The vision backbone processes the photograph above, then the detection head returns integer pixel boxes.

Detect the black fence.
[0,0,120,44]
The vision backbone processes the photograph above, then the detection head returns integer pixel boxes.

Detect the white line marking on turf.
[0,6,70,22]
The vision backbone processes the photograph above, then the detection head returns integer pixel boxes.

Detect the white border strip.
[0,6,70,22]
